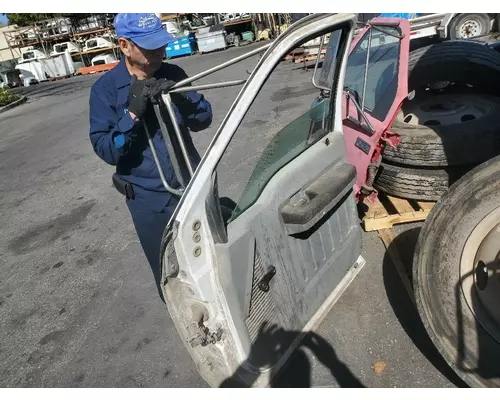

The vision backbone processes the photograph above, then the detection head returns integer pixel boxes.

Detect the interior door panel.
[215,131,361,369]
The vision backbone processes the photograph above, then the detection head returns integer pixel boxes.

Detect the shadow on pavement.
[220,323,365,388]
[382,227,467,388]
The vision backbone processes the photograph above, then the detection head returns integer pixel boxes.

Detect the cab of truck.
[18,47,48,64]
[50,41,81,56]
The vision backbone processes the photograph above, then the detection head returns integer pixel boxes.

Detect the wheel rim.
[397,93,495,126]
[458,19,483,38]
[460,206,500,345]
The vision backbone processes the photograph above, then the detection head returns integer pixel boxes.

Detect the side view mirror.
[309,97,331,122]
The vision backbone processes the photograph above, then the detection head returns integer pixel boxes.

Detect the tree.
[5,13,55,26]
[4,13,89,27]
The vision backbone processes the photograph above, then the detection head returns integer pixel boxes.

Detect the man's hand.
[149,78,176,100]
[148,78,188,106]
[128,75,154,119]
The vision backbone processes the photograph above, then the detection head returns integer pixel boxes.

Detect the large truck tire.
[383,94,500,167]
[406,40,500,92]
[413,154,500,387]
[382,41,500,167]
[374,162,474,201]
[448,13,491,40]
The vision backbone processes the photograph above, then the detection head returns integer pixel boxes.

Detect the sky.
[0,14,8,27]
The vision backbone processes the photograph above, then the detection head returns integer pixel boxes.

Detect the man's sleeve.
[168,65,213,132]
[180,91,213,132]
[88,84,137,166]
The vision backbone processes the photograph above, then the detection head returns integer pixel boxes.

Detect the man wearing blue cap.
[88,13,212,300]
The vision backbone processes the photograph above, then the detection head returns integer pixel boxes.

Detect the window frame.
[215,24,353,223]
[344,25,403,122]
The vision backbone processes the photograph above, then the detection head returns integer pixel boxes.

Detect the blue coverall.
[89,57,212,297]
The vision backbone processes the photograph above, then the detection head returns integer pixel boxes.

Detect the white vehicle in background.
[0,74,9,89]
[50,41,81,57]
[40,17,71,39]
[218,13,250,23]
[83,37,114,52]
[0,70,22,88]
[75,15,106,33]
[357,13,500,41]
[427,13,499,40]
[90,54,117,66]
[17,47,48,64]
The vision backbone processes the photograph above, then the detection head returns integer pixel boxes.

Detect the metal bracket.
[361,185,379,202]
[381,130,401,148]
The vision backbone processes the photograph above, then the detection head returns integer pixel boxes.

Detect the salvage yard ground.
[0,43,464,388]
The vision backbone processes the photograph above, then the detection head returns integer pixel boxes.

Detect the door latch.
[258,266,276,293]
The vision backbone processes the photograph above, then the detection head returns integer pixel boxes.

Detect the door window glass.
[215,28,346,223]
[344,26,401,121]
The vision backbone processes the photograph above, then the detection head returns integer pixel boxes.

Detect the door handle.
[258,266,276,293]
[280,161,356,235]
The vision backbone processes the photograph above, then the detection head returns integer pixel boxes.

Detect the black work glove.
[128,75,154,119]
[149,78,188,106]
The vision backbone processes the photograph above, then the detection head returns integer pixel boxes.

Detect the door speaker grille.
[245,250,278,342]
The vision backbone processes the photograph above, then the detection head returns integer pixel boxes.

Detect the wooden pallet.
[77,62,119,76]
[293,53,325,64]
[361,193,435,232]
[285,49,304,60]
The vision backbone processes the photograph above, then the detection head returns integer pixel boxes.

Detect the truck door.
[341,18,411,198]
[160,14,363,388]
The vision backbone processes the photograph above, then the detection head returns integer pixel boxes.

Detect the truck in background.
[357,13,499,41]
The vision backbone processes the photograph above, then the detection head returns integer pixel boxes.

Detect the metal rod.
[143,121,184,197]
[147,45,269,197]
[361,27,372,112]
[169,79,247,94]
[152,102,189,188]
[162,94,194,177]
[170,43,271,90]
[346,91,374,133]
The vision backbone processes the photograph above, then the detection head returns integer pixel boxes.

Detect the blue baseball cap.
[114,13,174,50]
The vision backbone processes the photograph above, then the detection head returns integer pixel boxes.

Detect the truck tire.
[382,41,500,167]
[413,154,500,387]
[407,40,500,92]
[448,13,491,40]
[374,162,474,201]
[383,94,500,167]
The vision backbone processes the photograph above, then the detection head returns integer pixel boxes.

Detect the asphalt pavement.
[0,42,464,388]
